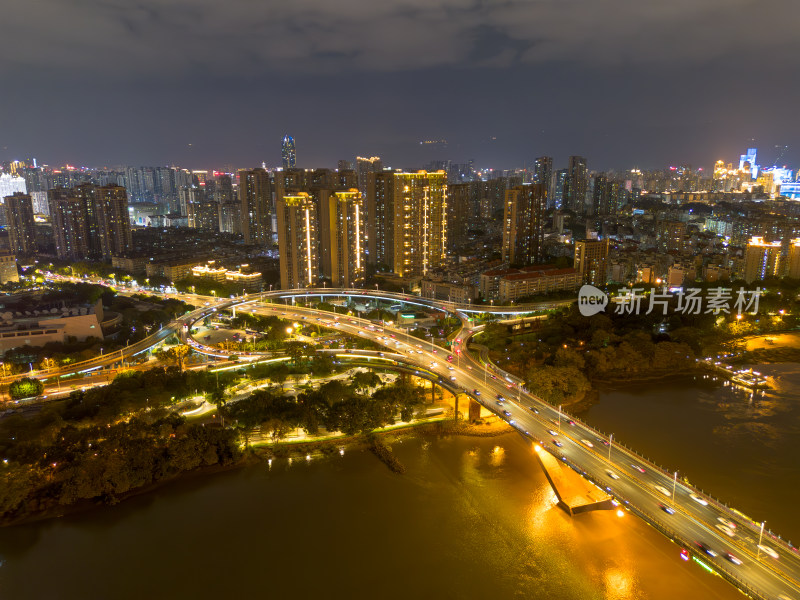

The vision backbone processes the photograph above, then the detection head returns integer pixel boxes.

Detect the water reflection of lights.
[603,568,633,599]
[490,446,505,467]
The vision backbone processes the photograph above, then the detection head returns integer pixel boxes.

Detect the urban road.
[13,286,800,600]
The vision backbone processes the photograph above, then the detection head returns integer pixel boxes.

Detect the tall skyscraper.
[282,135,297,169]
[564,156,587,213]
[276,192,318,289]
[744,236,781,283]
[238,168,273,245]
[319,189,365,287]
[446,182,471,252]
[48,184,132,261]
[93,184,132,259]
[551,169,568,209]
[366,171,395,269]
[0,173,26,199]
[48,188,91,261]
[356,156,383,199]
[501,184,547,266]
[786,239,800,279]
[533,156,552,193]
[574,238,609,286]
[392,171,447,278]
[3,192,37,257]
[591,174,608,216]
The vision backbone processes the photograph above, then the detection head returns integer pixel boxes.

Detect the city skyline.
[2,0,799,170]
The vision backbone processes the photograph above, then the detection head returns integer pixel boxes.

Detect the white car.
[758,545,779,559]
[580,439,594,448]
[654,485,670,497]
[690,493,708,506]
[715,524,735,537]
[717,517,737,530]
[605,470,619,480]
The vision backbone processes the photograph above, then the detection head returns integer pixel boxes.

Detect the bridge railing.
[473,332,800,558]
[555,405,800,555]
[623,500,771,600]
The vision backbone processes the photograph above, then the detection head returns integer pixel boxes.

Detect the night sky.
[2,0,799,171]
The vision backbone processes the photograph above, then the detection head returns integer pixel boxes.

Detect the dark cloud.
[1,0,799,169]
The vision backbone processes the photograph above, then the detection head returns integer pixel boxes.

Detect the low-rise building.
[0,253,19,284]
[0,299,107,352]
[497,267,580,302]
[420,279,476,304]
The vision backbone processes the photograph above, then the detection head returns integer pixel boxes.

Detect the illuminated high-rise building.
[238,168,272,245]
[657,220,687,253]
[48,184,131,261]
[3,192,37,257]
[574,238,609,286]
[93,184,132,259]
[744,236,781,283]
[320,189,365,287]
[0,173,26,199]
[502,184,547,266]
[276,192,318,289]
[446,183,471,252]
[564,156,587,213]
[392,171,447,278]
[366,171,395,269]
[551,169,568,209]
[48,188,91,261]
[282,135,297,169]
[533,156,552,192]
[786,239,800,279]
[739,147,759,178]
[356,156,383,198]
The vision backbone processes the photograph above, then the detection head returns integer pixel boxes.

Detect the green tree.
[168,344,191,372]
[352,371,381,394]
[285,342,308,365]
[9,377,44,400]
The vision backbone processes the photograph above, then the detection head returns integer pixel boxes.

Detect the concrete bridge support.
[533,445,614,516]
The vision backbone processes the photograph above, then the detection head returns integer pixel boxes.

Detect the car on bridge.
[552,440,563,447]
[502,410,511,417]
[605,470,619,480]
[716,524,735,537]
[758,545,779,559]
[658,503,675,515]
[547,430,559,436]
[528,406,539,414]
[690,493,708,506]
[581,439,594,448]
[654,485,670,497]
[695,541,718,557]
[631,464,646,473]
[724,552,742,566]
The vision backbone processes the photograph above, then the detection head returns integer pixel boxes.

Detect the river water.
[3,366,796,600]
[581,363,800,545]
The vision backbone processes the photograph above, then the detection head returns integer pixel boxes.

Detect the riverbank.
[1,418,514,528]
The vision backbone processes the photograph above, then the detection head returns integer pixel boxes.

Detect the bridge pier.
[533,445,614,516]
